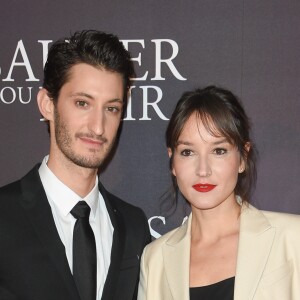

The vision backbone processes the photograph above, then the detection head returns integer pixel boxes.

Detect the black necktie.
[71,201,97,300]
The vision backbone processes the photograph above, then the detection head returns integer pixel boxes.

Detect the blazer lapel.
[19,165,80,299]
[234,204,276,299]
[162,215,191,300]
[99,182,126,300]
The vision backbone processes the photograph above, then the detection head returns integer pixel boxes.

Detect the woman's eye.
[214,148,227,155]
[181,149,192,156]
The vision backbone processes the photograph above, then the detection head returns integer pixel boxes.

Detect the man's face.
[51,63,124,169]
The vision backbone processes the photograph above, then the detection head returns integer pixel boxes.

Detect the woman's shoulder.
[146,225,183,249]
[142,217,190,258]
[262,209,300,228]
[245,203,300,235]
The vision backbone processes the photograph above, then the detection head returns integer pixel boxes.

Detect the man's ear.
[167,148,176,177]
[239,142,250,173]
[37,88,54,121]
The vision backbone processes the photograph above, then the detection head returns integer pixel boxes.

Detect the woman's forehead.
[178,112,234,144]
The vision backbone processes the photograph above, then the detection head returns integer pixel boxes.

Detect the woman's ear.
[37,88,54,121]
[167,148,176,177]
[239,142,250,173]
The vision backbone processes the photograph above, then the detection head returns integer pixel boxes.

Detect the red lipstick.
[192,184,216,193]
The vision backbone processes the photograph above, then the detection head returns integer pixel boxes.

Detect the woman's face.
[170,113,245,211]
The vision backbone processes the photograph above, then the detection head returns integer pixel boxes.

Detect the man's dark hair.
[43,29,135,104]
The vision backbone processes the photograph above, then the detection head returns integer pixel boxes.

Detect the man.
[0,30,151,300]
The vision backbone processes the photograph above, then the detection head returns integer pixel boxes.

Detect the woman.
[138,86,300,300]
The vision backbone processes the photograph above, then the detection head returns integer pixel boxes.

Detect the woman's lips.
[192,184,216,192]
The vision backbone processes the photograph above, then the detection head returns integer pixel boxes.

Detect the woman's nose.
[195,156,212,177]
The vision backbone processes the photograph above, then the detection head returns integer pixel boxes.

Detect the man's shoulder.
[100,185,151,243]
[0,177,22,196]
[99,183,150,237]
[0,164,40,199]
[99,182,145,215]
[105,189,147,220]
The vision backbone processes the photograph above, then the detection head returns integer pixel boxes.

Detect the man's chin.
[75,159,103,169]
[66,154,104,169]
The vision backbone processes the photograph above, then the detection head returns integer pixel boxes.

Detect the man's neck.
[47,154,98,198]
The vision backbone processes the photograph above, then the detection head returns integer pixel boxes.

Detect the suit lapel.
[99,182,126,300]
[19,165,80,300]
[162,216,191,300]
[234,204,276,299]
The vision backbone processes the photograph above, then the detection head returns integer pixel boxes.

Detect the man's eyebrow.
[70,93,123,104]
[70,92,94,99]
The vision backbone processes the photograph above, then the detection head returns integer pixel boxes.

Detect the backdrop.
[0,0,299,237]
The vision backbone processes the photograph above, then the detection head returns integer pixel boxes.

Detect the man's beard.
[54,108,116,169]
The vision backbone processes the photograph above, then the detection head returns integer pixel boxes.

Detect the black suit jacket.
[0,164,151,300]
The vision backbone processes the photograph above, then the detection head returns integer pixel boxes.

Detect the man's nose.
[88,110,105,136]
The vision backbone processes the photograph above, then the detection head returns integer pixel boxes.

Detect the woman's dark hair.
[43,29,135,104]
[165,85,257,208]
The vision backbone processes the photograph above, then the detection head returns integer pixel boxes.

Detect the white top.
[39,155,113,299]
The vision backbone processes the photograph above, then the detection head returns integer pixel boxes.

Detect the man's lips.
[79,137,106,147]
[192,184,216,192]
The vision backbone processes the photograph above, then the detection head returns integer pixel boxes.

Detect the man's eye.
[180,149,192,156]
[107,107,120,113]
[214,148,227,155]
[76,100,88,107]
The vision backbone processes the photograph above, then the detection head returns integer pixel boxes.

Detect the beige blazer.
[138,204,300,299]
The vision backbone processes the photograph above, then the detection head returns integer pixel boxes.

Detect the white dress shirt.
[38,156,113,300]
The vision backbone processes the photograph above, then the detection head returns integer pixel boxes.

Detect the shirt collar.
[38,155,99,218]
